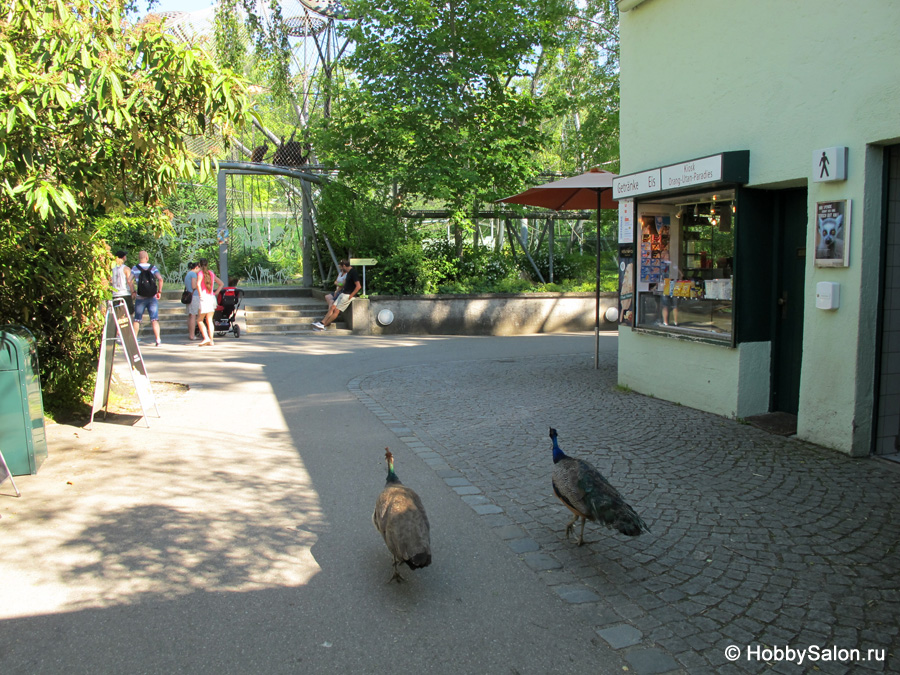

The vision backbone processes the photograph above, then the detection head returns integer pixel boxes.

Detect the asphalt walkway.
[1,332,898,674]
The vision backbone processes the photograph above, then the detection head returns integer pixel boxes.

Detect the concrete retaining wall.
[330,292,619,336]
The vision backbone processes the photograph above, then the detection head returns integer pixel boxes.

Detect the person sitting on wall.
[312,259,360,331]
[325,266,347,310]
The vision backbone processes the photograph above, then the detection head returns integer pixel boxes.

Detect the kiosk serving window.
[635,189,735,341]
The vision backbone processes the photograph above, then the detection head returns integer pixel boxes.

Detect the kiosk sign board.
[660,155,724,191]
[613,169,661,200]
[613,151,750,201]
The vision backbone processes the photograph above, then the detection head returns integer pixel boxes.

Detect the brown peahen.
[373,449,432,583]
[550,428,650,545]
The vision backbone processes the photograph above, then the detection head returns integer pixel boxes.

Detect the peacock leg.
[564,513,579,540]
[577,517,587,546]
[389,560,406,583]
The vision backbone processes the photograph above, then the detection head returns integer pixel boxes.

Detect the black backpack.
[136,265,158,298]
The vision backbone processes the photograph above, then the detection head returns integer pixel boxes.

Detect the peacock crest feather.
[385,449,400,483]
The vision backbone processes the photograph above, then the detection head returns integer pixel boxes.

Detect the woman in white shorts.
[193,258,224,346]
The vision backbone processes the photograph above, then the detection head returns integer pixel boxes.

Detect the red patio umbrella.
[497,168,619,369]
[496,168,618,211]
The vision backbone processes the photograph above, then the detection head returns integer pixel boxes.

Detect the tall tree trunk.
[453,220,464,258]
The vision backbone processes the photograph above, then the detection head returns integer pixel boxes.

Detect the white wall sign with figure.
[812,147,848,182]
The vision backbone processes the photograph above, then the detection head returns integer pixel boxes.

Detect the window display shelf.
[634,191,736,341]
[638,293,733,338]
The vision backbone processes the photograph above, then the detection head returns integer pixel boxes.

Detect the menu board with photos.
[617,244,635,326]
[639,215,670,283]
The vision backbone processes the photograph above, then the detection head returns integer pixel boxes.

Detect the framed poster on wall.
[814,200,850,267]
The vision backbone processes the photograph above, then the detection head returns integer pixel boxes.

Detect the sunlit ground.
[1,332,598,620]
[1,359,321,617]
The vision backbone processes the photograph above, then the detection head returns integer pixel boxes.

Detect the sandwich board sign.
[90,299,159,428]
[0,448,20,497]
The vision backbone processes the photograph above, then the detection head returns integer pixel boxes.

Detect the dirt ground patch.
[104,378,190,415]
[47,377,190,427]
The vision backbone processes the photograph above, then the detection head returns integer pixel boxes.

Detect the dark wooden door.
[874,146,900,455]
[772,188,807,414]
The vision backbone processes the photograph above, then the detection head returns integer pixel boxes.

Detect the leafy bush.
[536,282,565,293]
[529,249,597,285]
[0,0,249,411]
[97,206,193,285]
[370,242,439,295]
[315,181,406,259]
[420,240,515,291]
[229,248,277,279]
[363,237,617,295]
[570,280,604,293]
[423,239,462,285]
[94,207,166,263]
[459,246,514,287]
[428,272,618,295]
[492,277,537,294]
[0,227,109,409]
[436,280,469,294]
[267,247,301,279]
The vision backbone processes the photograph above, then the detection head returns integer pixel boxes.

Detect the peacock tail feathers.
[577,460,649,535]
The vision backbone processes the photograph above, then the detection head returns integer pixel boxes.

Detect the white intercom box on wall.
[816,281,840,310]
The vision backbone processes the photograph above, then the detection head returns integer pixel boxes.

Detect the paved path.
[1,333,625,675]
[1,332,898,674]
[355,348,900,673]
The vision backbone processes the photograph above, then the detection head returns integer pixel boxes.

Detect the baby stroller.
[212,286,244,338]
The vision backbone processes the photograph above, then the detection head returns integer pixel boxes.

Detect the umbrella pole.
[595,191,601,370]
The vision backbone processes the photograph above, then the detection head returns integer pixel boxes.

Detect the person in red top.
[193,258,224,346]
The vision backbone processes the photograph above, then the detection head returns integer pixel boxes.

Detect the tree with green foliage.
[0,0,251,410]
[535,0,620,175]
[316,0,571,255]
[315,181,407,260]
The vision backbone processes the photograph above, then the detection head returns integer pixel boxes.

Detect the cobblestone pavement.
[351,350,900,674]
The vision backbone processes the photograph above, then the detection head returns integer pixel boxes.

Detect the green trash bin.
[0,326,48,475]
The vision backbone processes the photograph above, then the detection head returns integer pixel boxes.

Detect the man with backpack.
[131,250,165,346]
